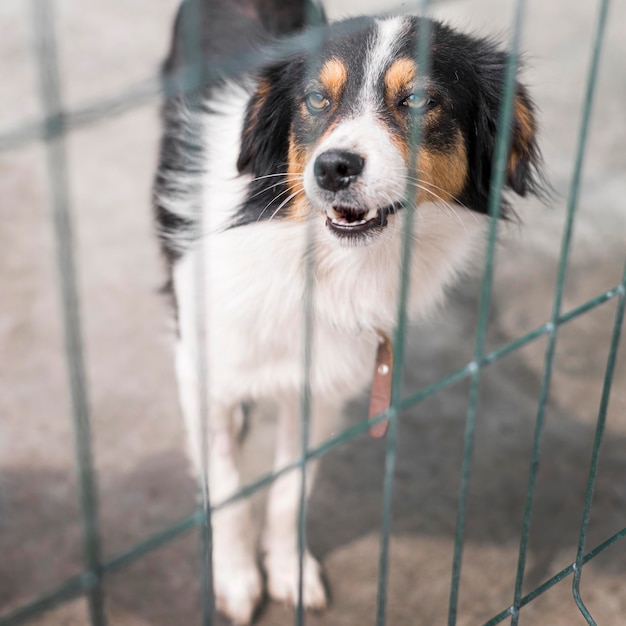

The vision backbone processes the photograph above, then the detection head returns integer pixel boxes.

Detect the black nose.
[314,150,365,192]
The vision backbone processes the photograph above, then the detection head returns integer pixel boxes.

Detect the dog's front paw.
[265,548,328,611]
[214,555,263,625]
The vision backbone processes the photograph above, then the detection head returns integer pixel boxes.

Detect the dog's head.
[236,15,543,244]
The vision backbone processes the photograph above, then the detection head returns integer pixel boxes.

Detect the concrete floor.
[0,0,624,624]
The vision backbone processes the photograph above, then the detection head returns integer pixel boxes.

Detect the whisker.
[380,166,476,214]
[395,172,477,217]
[268,188,305,222]
[403,179,477,228]
[249,172,304,183]
[401,182,469,233]
[256,184,300,222]
[249,177,303,200]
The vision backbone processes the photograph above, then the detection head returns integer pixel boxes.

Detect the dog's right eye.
[305,91,330,113]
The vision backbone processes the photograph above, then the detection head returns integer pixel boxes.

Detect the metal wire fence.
[1,0,624,625]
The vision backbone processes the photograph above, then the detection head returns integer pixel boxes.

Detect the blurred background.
[0,0,624,624]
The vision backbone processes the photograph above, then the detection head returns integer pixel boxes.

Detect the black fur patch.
[153,0,319,268]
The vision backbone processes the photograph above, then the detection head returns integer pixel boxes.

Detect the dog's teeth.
[327,207,342,220]
[327,207,379,227]
[330,216,369,227]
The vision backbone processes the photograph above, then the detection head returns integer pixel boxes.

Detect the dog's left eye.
[305,91,330,113]
[400,94,431,111]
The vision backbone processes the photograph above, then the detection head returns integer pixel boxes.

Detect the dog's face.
[236,16,542,244]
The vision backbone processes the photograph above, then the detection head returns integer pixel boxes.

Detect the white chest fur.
[172,82,485,406]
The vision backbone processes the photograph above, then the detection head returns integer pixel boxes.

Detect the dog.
[153,0,543,623]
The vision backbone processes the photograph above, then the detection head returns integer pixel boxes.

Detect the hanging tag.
[368,331,393,438]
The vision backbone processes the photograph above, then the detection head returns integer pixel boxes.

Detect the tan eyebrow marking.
[319,58,348,101]
[384,57,417,104]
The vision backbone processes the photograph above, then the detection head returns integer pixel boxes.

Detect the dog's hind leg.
[263,393,338,611]
[175,343,262,625]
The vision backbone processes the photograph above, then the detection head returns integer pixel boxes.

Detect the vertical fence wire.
[29,1,106,624]
[3,2,622,625]
[447,2,527,624]
[296,7,325,623]
[296,224,315,626]
[177,0,216,622]
[509,1,611,622]
[374,6,433,626]
[572,258,626,625]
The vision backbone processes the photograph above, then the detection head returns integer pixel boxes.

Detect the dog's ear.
[506,83,541,196]
[237,57,304,177]
[472,46,544,202]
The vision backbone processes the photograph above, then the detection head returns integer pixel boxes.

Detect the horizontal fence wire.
[2,281,624,626]
[0,1,401,153]
[2,1,624,625]
[482,526,626,626]
[0,50,282,152]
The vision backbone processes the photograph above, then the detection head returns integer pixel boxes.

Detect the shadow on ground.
[2,285,624,626]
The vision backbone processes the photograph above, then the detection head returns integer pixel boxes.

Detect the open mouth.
[325,204,401,238]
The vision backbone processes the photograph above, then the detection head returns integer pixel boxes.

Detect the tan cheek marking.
[389,131,410,163]
[285,118,343,220]
[384,58,417,108]
[416,129,468,204]
[319,58,347,102]
[286,131,310,221]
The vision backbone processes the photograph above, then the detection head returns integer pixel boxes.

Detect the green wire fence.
[1,0,624,624]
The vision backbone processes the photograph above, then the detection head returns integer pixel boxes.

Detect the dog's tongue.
[368,331,393,438]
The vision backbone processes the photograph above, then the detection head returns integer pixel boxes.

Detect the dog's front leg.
[175,344,262,625]
[263,394,339,611]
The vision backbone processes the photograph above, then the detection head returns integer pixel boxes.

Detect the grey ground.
[0,0,625,624]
